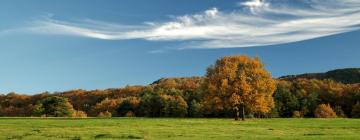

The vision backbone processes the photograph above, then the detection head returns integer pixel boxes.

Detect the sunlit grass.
[0,118,359,140]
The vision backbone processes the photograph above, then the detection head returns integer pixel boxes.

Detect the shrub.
[72,110,87,118]
[292,111,302,118]
[124,111,135,117]
[351,102,360,118]
[314,104,337,118]
[245,114,255,118]
[98,111,112,118]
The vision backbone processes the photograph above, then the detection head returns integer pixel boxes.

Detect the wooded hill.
[0,67,359,118]
[279,68,360,84]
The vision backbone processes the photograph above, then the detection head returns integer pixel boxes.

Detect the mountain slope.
[279,68,360,84]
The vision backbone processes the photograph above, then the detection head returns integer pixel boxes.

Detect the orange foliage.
[90,98,123,116]
[203,55,276,119]
[314,104,337,118]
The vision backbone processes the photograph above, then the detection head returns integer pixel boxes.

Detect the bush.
[98,111,112,118]
[314,104,337,118]
[292,111,302,118]
[72,110,87,118]
[124,111,135,117]
[351,102,360,118]
[245,114,255,119]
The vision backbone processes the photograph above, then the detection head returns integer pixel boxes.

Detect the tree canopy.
[203,55,276,120]
[33,96,74,117]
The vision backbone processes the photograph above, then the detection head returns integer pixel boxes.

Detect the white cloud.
[25,0,360,49]
[238,0,269,13]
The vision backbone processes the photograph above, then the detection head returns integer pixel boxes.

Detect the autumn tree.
[203,55,276,120]
[0,93,33,116]
[60,90,88,111]
[90,98,123,116]
[314,104,337,118]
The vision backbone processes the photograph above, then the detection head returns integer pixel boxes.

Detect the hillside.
[279,68,360,84]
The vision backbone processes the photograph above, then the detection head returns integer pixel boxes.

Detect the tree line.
[0,55,359,119]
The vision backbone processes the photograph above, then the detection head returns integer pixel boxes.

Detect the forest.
[0,56,359,119]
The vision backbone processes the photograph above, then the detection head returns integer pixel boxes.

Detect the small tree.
[351,102,360,118]
[314,104,337,118]
[33,96,74,117]
[33,104,45,117]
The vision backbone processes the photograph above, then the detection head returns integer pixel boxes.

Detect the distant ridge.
[279,68,360,84]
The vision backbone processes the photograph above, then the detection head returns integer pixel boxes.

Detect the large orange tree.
[203,55,276,120]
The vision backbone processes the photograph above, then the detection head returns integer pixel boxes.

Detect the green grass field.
[0,118,359,140]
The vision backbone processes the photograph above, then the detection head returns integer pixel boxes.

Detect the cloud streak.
[26,0,360,48]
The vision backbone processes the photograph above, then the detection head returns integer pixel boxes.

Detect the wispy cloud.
[24,0,360,48]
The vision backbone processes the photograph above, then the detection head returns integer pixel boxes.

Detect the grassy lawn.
[0,118,359,140]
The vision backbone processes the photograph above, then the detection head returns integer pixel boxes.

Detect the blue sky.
[1,0,360,94]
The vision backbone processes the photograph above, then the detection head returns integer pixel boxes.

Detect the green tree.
[139,92,165,117]
[34,96,74,117]
[351,102,360,118]
[162,95,188,117]
[273,81,300,117]
[117,97,140,117]
[188,100,203,117]
[203,55,276,121]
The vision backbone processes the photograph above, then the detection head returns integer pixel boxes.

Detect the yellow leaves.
[220,79,229,90]
[253,94,274,113]
[314,104,337,118]
[203,55,276,115]
[230,93,242,106]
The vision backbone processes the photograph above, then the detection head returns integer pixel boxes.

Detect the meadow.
[0,118,359,140]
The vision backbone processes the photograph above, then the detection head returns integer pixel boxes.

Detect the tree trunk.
[241,105,245,121]
[234,107,239,121]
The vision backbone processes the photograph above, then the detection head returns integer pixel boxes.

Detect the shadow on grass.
[304,133,325,136]
[94,133,142,139]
